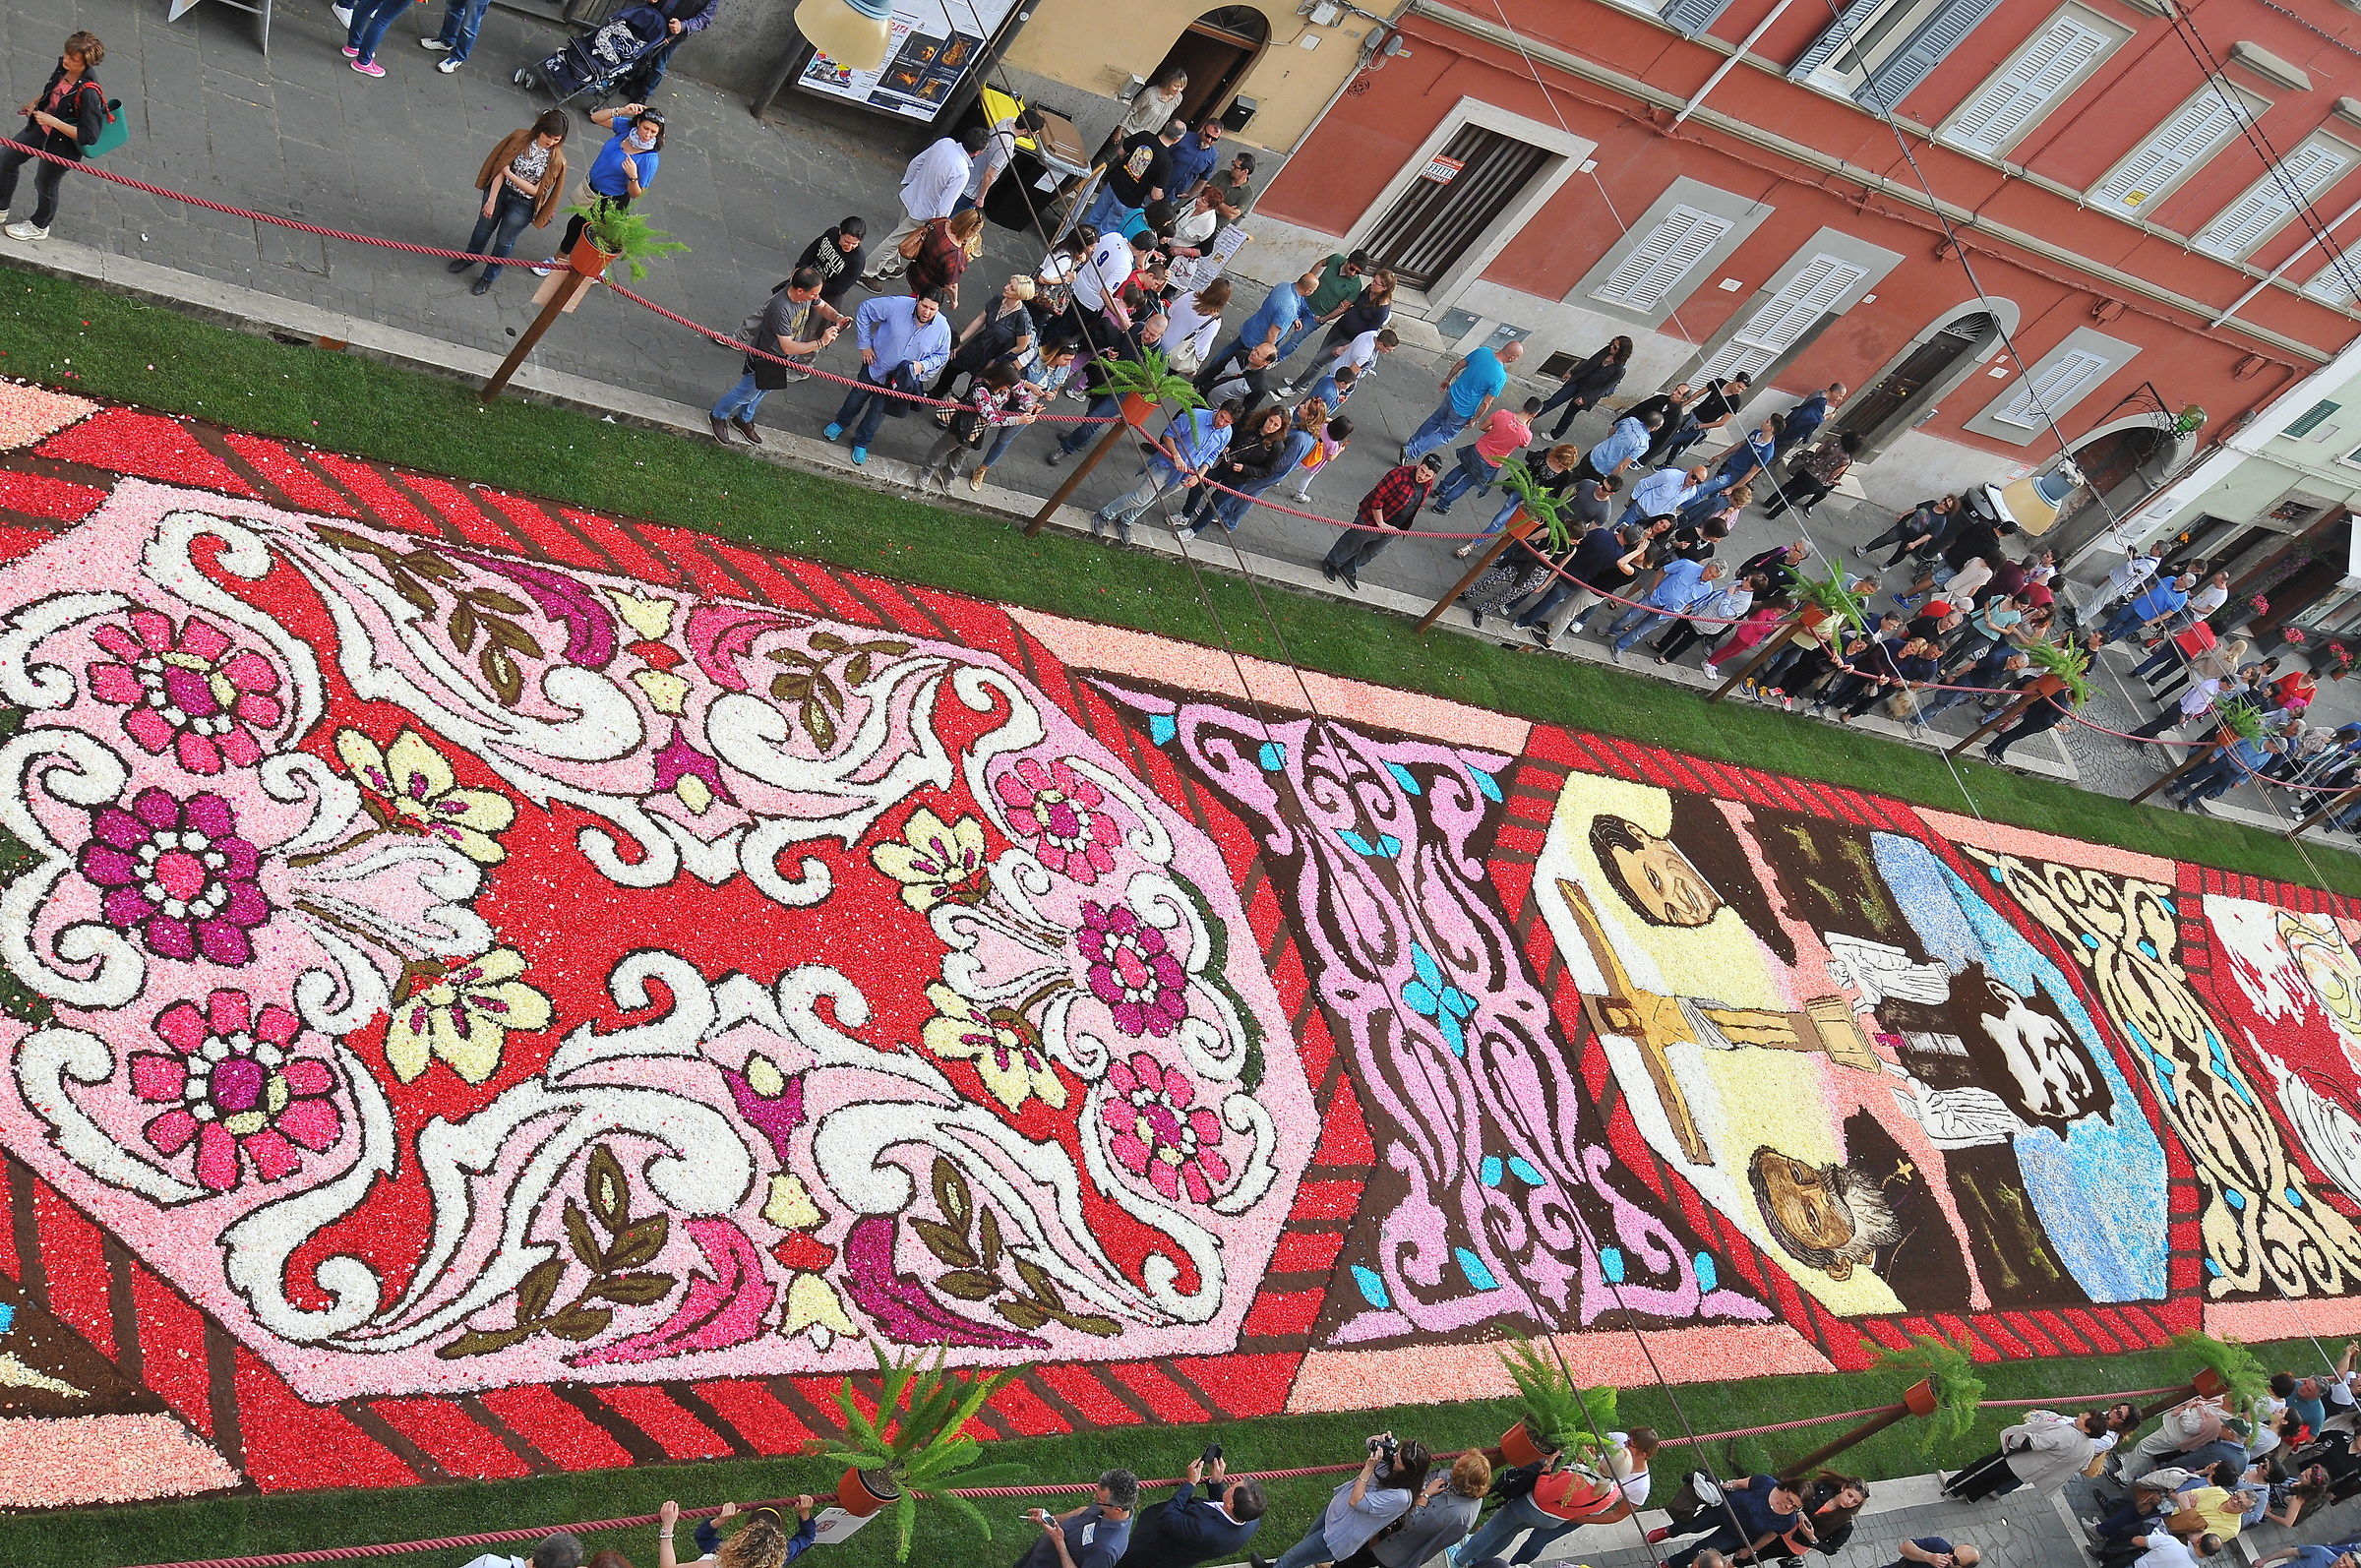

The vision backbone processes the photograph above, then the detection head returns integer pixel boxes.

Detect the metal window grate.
[1362,125,1549,289]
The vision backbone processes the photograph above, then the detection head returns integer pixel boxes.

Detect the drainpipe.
[1670,0,1805,127]
[2210,191,2361,329]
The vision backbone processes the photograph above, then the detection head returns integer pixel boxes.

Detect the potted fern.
[1775,1334,1976,1476]
[1097,348,1203,428]
[2171,1329,2262,1409]
[2020,636,2092,706]
[1794,569,1874,633]
[1494,456,1577,552]
[563,202,690,281]
[1496,1338,1618,1468]
[818,1347,1030,1560]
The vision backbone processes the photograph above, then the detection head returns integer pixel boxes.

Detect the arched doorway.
[2050,419,2182,553]
[1147,7,1268,130]
[1831,308,2004,455]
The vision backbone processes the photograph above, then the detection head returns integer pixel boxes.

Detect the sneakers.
[849,446,868,464]
[3,219,50,241]
[420,34,453,48]
[1340,568,1361,592]
[1527,627,1553,649]
[1893,592,1925,612]
[351,58,387,75]
[340,44,360,55]
[437,56,462,72]
[1646,1530,1671,1546]
[333,2,353,22]
[823,423,845,442]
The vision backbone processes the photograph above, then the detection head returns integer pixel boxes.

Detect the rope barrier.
[118,1386,2191,1568]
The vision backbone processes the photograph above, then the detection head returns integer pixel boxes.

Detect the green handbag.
[79,84,128,159]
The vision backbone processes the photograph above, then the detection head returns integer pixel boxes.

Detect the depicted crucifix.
[1554,877,1877,1166]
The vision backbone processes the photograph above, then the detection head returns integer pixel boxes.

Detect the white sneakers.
[3,219,50,241]
[438,56,462,71]
[420,35,452,47]
[332,3,353,23]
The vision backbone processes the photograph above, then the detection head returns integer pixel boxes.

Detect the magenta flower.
[86,610,283,775]
[1077,900,1189,1038]
[79,787,270,965]
[1101,1052,1229,1203]
[132,989,343,1192]
[995,756,1120,884]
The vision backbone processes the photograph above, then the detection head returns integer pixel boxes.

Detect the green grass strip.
[5,263,2356,892]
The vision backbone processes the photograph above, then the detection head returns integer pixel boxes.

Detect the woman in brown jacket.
[907,208,984,307]
[452,109,570,296]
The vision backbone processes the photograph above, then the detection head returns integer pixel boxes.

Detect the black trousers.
[0,145,68,228]
[1945,1449,2023,1500]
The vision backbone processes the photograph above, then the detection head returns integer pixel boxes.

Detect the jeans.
[1458,1492,1583,1567]
[1514,579,1590,632]
[1080,184,1137,235]
[2171,752,2248,803]
[0,145,66,227]
[621,32,683,96]
[433,0,492,60]
[1535,379,1589,440]
[1429,451,1499,513]
[711,371,769,426]
[2100,605,2151,642]
[1610,602,1676,653]
[346,0,412,64]
[1271,317,1320,362]
[460,185,534,281]
[832,362,920,449]
[2132,641,2185,682]
[1323,527,1396,577]
[1098,468,1187,527]
[1982,715,2060,768]
[1059,394,1120,454]
[1403,401,1471,462]
[979,421,1028,467]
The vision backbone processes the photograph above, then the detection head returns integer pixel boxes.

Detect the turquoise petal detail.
[1352,1264,1391,1307]
[1336,828,1377,855]
[1469,766,1502,802]
[1148,713,1178,745]
[1481,1156,1505,1187]
[1506,1156,1544,1185]
[1386,761,1423,794]
[1455,1247,1501,1291]
[1258,741,1288,770]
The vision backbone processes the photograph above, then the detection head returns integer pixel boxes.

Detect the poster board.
[796,0,1023,122]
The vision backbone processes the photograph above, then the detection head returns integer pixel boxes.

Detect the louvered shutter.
[1860,0,2006,108]
[1939,12,2111,157]
[2089,92,2249,214]
[1994,349,2109,428]
[2193,140,2355,259]
[1591,206,1735,313]
[1788,0,1889,82]
[1659,0,1735,34]
[1696,254,1870,383]
[2308,257,2361,308]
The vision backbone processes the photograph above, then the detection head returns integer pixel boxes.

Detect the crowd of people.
[450,1359,2361,1568]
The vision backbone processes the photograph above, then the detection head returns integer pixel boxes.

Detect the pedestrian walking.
[1651,373,1750,465]
[1462,1434,1651,1564]
[823,288,953,465]
[1654,571,1759,665]
[1431,397,1541,521]
[908,206,984,305]
[1182,397,1323,539]
[1859,494,1957,568]
[342,0,419,77]
[1178,402,1288,536]
[606,0,718,97]
[419,0,494,71]
[1083,118,1183,236]
[1273,250,1371,362]
[1206,274,1316,389]
[965,105,1044,213]
[871,128,985,285]
[1269,1437,1431,1568]
[450,111,570,295]
[793,216,869,311]
[552,103,662,261]
[918,364,1040,489]
[1534,335,1632,442]
[1608,559,1725,658]
[2077,543,2163,622]
[1093,399,1239,545]
[1163,118,1228,205]
[1762,432,1860,517]
[1285,414,1353,504]
[1403,342,1523,463]
[1114,71,1187,148]
[710,267,842,444]
[1324,457,1440,590]
[1,31,109,241]
[1162,278,1230,376]
[929,274,1037,399]
[1774,383,1846,459]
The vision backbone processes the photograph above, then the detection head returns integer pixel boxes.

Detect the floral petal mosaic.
[4,384,2361,1504]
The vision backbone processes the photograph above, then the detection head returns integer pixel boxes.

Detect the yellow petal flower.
[633,668,692,715]
[763,1174,824,1232]
[781,1273,859,1348]
[605,587,679,641]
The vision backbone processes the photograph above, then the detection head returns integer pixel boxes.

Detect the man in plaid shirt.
[1322,453,1440,591]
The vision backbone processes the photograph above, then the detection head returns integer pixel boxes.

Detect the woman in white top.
[1117,70,1187,141]
[1162,277,1230,374]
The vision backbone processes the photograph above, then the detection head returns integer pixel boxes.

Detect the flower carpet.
[4,379,2361,1508]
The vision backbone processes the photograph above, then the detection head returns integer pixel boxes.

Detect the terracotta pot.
[1903,1377,1939,1417]
[1120,392,1155,426]
[570,237,619,279]
[836,1466,900,1519]
[1498,1420,1556,1469]
[2192,1367,2229,1400]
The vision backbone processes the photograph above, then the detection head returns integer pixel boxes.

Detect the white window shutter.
[1940,13,2110,157]
[2308,257,2361,308]
[1697,254,1869,383]
[2089,92,2248,213]
[2193,141,2354,260]
[1994,349,2109,428]
[1860,0,2006,109]
[1591,206,1736,313]
[1788,0,1890,81]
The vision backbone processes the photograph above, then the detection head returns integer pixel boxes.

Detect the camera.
[1366,1432,1397,1459]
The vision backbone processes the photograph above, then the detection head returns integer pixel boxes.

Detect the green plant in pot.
[2172,1329,2270,1411]
[562,201,690,281]
[1872,1332,1985,1450]
[817,1346,1029,1560]
[1493,456,1576,553]
[1793,569,1873,633]
[2020,635,2092,706]
[1096,348,1204,426]
[1496,1338,1619,1468]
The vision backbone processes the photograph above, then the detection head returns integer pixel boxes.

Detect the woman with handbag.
[1459,1432,1654,1565]
[928,275,1036,400]
[451,110,570,295]
[918,363,1039,490]
[1534,335,1632,443]
[1163,278,1229,377]
[2,31,109,241]
[907,208,984,306]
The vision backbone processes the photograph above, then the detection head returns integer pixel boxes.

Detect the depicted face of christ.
[1591,815,1724,927]
[1754,1151,1854,1253]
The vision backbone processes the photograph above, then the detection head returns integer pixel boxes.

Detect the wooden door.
[1835,313,1991,443]
[1362,125,1548,288]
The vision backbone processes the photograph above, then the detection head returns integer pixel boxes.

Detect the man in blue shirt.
[1620,462,1708,526]
[1205,275,1315,392]
[1403,342,1523,462]
[2167,720,2296,808]
[1092,399,1240,544]
[1583,413,1659,486]
[2100,572,2195,643]
[1607,557,1721,657]
[1687,415,1781,510]
[1775,382,1846,458]
[1164,120,1226,203]
[824,289,953,464]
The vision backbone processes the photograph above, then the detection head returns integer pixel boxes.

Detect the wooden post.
[1707,618,1798,702]
[1946,673,2063,758]
[1776,1380,1939,1479]
[1026,418,1129,536]
[482,268,596,402]
[1418,525,1523,633]
[2132,737,2223,806]
[2289,782,2361,839]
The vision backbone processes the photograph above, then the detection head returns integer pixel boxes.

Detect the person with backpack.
[2,31,111,242]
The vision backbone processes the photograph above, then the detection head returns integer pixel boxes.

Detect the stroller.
[513,5,665,108]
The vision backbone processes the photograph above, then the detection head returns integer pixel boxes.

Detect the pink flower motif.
[132,989,343,1192]
[1100,1052,1229,1204]
[78,787,271,966]
[87,610,283,775]
[995,756,1120,884]
[1077,900,1189,1038]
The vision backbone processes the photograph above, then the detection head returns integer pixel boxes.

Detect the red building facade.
[1249,0,2361,538]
